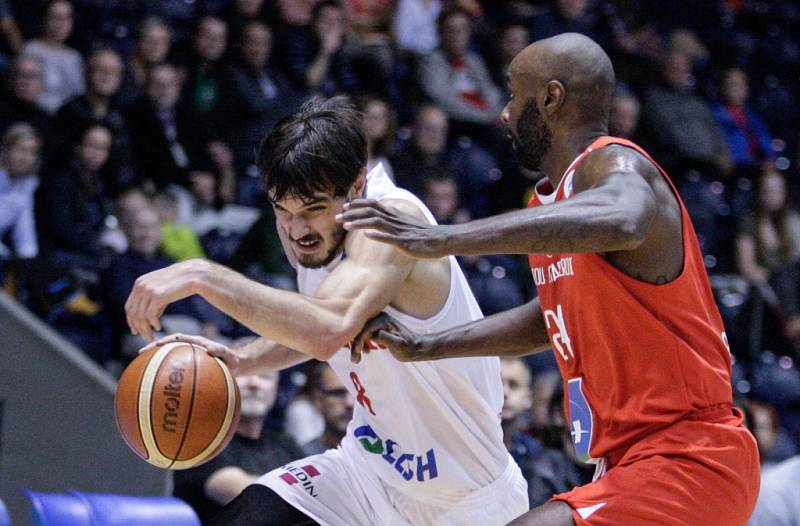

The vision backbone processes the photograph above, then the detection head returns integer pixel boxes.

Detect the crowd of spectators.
[0,0,798,521]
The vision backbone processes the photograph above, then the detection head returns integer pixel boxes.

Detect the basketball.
[114,342,241,470]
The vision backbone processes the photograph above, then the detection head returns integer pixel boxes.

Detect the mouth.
[294,237,322,254]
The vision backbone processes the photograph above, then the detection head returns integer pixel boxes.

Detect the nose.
[287,217,312,240]
[501,104,510,124]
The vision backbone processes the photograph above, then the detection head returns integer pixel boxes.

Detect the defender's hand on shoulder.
[337,198,451,259]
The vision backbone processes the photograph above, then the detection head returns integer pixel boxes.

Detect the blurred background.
[0,0,798,524]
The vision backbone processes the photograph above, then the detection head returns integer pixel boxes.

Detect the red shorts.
[551,407,760,526]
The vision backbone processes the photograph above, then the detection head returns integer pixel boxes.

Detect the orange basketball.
[114,342,241,470]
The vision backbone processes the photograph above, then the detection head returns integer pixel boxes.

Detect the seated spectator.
[417,6,504,128]
[0,55,51,146]
[342,0,395,99]
[712,67,776,176]
[529,0,597,42]
[393,0,442,56]
[280,0,359,96]
[174,370,305,523]
[118,16,172,107]
[21,0,84,114]
[102,204,218,360]
[491,23,530,88]
[420,170,467,225]
[748,455,800,526]
[302,361,353,455]
[736,168,800,347]
[35,125,117,270]
[219,21,302,180]
[393,104,499,216]
[180,15,228,125]
[393,104,450,195]
[126,63,213,190]
[608,86,641,140]
[355,96,396,180]
[0,124,41,267]
[641,52,731,176]
[55,49,133,196]
[500,357,594,506]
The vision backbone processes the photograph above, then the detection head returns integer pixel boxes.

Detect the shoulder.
[574,144,659,192]
[378,197,428,222]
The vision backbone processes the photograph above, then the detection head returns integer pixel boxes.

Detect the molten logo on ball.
[162,362,186,433]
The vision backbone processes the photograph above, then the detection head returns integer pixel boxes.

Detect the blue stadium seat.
[0,497,11,526]
[70,492,200,526]
[23,490,91,526]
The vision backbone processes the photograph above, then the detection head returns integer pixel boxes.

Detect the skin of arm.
[126,201,422,360]
[352,297,551,363]
[339,147,658,258]
[204,467,257,506]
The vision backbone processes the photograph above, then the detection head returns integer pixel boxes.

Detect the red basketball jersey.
[528,136,733,465]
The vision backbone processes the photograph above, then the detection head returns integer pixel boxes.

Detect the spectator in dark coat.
[180,15,229,129]
[55,49,134,196]
[35,125,115,269]
[641,52,731,176]
[117,16,173,108]
[0,55,52,148]
[278,0,359,96]
[219,21,302,171]
[125,63,213,190]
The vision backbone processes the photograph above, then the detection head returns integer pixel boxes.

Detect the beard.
[509,98,552,171]
[296,224,348,269]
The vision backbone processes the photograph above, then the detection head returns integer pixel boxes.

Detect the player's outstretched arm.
[351,297,551,363]
[337,147,657,258]
[126,200,423,360]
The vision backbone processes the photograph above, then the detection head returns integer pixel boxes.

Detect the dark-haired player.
[125,97,528,525]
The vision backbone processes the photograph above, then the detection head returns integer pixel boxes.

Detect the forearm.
[236,337,311,375]
[423,299,550,360]
[194,263,349,358]
[443,194,647,256]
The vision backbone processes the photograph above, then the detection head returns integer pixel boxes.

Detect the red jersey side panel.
[528,136,733,462]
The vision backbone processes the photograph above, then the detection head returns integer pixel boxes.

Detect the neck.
[541,125,607,189]
[236,415,264,439]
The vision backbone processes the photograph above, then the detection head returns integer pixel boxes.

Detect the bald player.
[339,34,760,526]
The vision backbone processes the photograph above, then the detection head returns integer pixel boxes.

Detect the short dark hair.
[257,96,367,203]
[436,5,472,34]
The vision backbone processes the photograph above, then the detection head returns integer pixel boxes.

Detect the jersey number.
[543,304,574,361]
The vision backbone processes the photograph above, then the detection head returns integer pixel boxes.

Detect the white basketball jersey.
[296,164,510,507]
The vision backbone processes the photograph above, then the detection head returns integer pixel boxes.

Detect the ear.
[543,79,566,115]
[350,167,368,199]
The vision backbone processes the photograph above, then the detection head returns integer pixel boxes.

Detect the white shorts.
[256,448,529,526]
